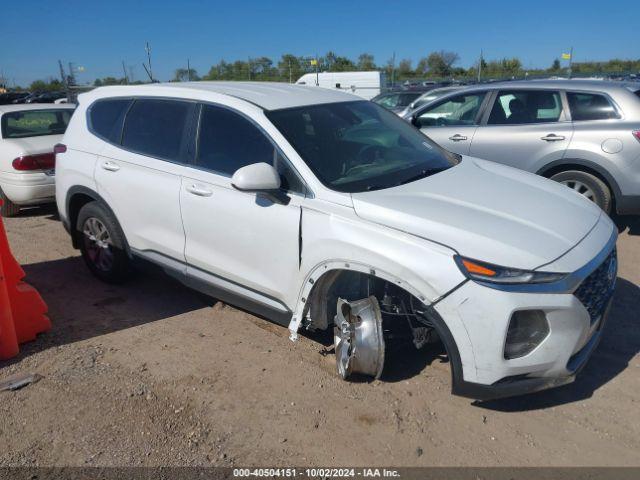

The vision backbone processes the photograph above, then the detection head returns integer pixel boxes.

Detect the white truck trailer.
[296,71,385,100]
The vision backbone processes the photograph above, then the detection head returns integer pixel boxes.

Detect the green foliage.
[173,68,200,82]
[357,53,376,71]
[24,52,640,90]
[93,77,127,87]
[424,51,460,77]
[397,59,413,77]
[29,79,64,92]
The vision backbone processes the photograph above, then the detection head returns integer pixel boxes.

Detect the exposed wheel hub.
[334,296,385,380]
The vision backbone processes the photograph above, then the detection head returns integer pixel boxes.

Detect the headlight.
[454,256,567,285]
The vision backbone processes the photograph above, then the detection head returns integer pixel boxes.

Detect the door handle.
[448,134,468,141]
[541,134,566,141]
[186,184,213,197]
[101,161,120,172]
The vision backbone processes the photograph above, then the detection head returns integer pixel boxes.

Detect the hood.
[0,134,63,172]
[351,157,602,271]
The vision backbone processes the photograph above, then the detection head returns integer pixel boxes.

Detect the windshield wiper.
[396,167,447,187]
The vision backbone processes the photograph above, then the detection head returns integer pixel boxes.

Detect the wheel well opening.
[303,269,455,382]
[68,193,96,248]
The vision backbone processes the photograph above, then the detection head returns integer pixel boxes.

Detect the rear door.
[412,90,488,154]
[469,89,573,172]
[94,98,195,263]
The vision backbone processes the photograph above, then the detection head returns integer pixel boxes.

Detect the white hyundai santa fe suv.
[56,82,617,400]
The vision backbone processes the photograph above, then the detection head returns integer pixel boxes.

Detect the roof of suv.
[465,79,640,94]
[86,82,362,111]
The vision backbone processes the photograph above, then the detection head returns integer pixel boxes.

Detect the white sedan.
[0,104,75,216]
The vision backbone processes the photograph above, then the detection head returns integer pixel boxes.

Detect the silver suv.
[404,80,640,214]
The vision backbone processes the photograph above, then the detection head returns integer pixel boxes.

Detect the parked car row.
[44,81,620,400]
[0,91,67,105]
[374,80,640,215]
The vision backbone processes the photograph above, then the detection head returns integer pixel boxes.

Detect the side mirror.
[231,162,289,204]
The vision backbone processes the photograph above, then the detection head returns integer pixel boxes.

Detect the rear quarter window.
[567,92,620,121]
[88,98,132,142]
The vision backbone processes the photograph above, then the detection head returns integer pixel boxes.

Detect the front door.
[413,91,488,154]
[180,104,306,313]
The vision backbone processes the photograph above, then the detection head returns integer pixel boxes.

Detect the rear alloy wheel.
[550,170,612,214]
[83,217,115,273]
[77,202,132,283]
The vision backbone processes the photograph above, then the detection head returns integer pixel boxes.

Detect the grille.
[574,248,617,325]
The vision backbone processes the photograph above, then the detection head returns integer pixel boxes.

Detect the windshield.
[412,90,453,109]
[373,92,421,109]
[266,101,457,193]
[1,109,72,139]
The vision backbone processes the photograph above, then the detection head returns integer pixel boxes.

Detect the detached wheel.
[0,188,21,217]
[76,202,132,284]
[550,170,612,214]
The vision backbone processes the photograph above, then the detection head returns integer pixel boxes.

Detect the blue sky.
[0,0,636,87]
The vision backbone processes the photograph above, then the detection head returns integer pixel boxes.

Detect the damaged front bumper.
[451,301,610,401]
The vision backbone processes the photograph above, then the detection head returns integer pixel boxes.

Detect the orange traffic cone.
[0,254,19,360]
[0,202,50,360]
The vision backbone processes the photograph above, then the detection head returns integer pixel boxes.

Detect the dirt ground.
[0,206,639,467]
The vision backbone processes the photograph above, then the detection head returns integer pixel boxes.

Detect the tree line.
[16,51,640,91]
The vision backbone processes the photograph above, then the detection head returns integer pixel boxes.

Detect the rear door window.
[89,98,132,142]
[567,92,620,121]
[1,109,72,139]
[121,99,194,162]
[488,90,562,124]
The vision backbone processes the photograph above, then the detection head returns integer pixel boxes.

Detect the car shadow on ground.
[475,277,640,412]
[4,256,208,365]
[11,204,59,221]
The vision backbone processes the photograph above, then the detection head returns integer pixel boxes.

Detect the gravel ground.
[0,206,639,467]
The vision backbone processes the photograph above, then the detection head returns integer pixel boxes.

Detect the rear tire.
[550,170,612,214]
[76,201,132,284]
[0,189,21,217]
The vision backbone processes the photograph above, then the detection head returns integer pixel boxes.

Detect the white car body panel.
[180,166,303,308]
[0,104,74,206]
[95,143,187,264]
[352,157,602,271]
